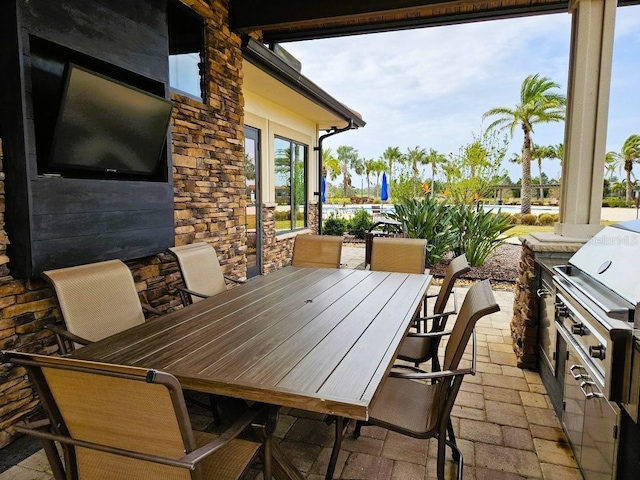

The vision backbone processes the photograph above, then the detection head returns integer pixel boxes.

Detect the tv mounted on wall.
[48,64,173,178]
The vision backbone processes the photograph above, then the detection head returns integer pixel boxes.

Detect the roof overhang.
[241,37,365,131]
[230,0,640,42]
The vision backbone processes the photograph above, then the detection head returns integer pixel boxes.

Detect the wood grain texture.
[74,267,432,420]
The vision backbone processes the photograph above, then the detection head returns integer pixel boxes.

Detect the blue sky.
[283,6,640,184]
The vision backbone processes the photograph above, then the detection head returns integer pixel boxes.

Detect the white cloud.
[281,6,639,183]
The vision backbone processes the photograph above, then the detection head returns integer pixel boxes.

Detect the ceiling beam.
[229,0,640,43]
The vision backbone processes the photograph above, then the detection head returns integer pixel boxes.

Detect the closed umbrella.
[380,172,389,203]
[321,176,326,203]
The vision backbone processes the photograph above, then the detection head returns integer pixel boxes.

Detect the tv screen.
[48,64,173,178]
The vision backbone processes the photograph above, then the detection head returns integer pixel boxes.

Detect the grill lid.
[568,219,640,305]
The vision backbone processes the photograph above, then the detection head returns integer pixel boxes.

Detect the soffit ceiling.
[243,60,356,130]
[229,0,639,42]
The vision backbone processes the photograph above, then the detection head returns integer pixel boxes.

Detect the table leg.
[271,441,306,480]
[325,416,349,480]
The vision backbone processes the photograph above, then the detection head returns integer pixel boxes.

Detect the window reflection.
[274,137,307,232]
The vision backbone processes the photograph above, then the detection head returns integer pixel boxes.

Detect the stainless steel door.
[559,325,619,480]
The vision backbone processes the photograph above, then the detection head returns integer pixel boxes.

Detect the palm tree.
[322,148,339,180]
[531,144,556,200]
[336,145,364,198]
[483,74,566,214]
[612,135,640,201]
[380,146,403,196]
[367,159,386,197]
[425,148,447,196]
[363,158,376,197]
[604,151,618,182]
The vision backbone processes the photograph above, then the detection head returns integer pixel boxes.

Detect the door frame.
[244,125,261,277]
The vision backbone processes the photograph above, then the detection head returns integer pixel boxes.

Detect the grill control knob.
[555,302,568,318]
[571,323,586,336]
[589,345,606,360]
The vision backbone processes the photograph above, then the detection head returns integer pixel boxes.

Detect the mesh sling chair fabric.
[168,243,243,306]
[369,237,427,274]
[42,259,148,353]
[397,254,471,369]
[43,258,221,424]
[3,351,274,480]
[354,280,500,480]
[291,234,343,268]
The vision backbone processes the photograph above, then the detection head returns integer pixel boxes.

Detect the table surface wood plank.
[73,266,431,420]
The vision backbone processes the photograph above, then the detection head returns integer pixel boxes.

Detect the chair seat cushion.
[194,431,261,480]
[369,377,438,436]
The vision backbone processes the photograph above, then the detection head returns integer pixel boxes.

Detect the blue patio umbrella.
[321,176,326,203]
[380,172,389,202]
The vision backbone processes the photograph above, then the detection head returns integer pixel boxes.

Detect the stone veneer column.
[511,234,583,369]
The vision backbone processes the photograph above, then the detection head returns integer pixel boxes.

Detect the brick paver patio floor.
[0,252,582,479]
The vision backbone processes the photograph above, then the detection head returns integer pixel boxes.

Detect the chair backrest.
[433,254,471,314]
[291,234,343,268]
[168,243,227,303]
[5,351,196,480]
[442,280,499,372]
[42,260,146,344]
[370,237,427,274]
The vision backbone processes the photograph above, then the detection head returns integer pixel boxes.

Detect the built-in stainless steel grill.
[552,219,640,480]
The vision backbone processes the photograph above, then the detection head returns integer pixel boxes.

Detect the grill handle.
[580,380,604,399]
[570,364,588,380]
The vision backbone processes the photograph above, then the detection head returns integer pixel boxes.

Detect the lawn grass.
[505,220,618,238]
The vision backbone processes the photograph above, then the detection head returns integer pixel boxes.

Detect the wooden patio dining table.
[72,266,431,479]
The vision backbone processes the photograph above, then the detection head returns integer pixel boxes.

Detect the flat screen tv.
[48,64,173,178]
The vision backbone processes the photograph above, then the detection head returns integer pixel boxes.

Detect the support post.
[555,0,617,238]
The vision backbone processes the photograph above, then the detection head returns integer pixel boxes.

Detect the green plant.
[386,197,456,266]
[538,213,554,226]
[323,214,348,236]
[449,206,514,266]
[522,214,538,225]
[348,209,373,239]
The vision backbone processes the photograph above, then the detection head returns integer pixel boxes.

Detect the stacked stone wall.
[510,244,538,369]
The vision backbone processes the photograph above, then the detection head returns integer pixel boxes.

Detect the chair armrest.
[141,303,163,317]
[389,366,474,381]
[406,330,452,339]
[224,275,245,285]
[43,324,91,354]
[176,286,209,299]
[182,403,271,466]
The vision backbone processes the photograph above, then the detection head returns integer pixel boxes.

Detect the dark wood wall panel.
[33,227,176,272]
[0,1,35,276]
[31,179,173,215]
[2,0,174,278]
[21,0,168,82]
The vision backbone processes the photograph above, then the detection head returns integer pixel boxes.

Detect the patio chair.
[291,234,343,268]
[168,243,244,306]
[397,254,471,370]
[369,237,427,274]
[42,258,220,424]
[353,280,500,480]
[42,259,160,355]
[3,351,275,480]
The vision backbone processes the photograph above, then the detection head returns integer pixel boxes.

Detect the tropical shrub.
[522,214,538,225]
[347,209,373,239]
[386,197,456,266]
[449,206,514,266]
[323,214,348,236]
[538,213,555,226]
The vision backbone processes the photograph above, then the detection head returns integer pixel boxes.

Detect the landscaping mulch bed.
[428,243,520,284]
